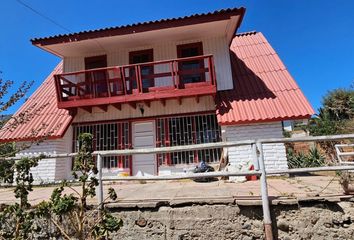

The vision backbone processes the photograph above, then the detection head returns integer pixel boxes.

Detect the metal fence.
[4,133,354,240]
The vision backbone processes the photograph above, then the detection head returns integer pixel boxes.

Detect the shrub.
[0,155,43,239]
[287,147,325,169]
[36,133,122,240]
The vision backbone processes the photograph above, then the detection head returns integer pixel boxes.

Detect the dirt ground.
[0,174,351,207]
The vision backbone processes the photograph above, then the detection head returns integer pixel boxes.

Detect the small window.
[85,55,107,70]
[84,55,108,96]
[177,42,205,85]
[129,49,154,91]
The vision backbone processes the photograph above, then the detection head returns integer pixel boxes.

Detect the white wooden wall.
[73,96,215,123]
[63,36,233,91]
[222,122,289,171]
[16,126,73,183]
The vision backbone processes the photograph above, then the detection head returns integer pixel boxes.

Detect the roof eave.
[31,7,246,47]
[218,114,313,126]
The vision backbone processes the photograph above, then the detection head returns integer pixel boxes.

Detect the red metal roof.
[1,31,314,142]
[31,7,245,46]
[216,31,314,125]
[0,62,72,142]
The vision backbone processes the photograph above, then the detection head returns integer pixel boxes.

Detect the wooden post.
[207,56,213,84]
[96,154,104,210]
[121,67,127,95]
[256,141,273,240]
[170,62,175,89]
[173,61,180,89]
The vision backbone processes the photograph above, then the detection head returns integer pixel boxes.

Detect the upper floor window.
[177,42,205,85]
[129,49,154,91]
[85,55,107,70]
[84,55,107,97]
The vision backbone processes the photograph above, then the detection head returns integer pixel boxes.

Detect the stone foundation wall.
[23,200,354,239]
[110,201,354,240]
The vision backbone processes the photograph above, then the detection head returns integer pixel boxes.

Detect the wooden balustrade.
[54,55,217,109]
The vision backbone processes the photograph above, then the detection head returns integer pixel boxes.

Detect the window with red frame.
[73,122,131,169]
[156,114,222,165]
[177,42,205,86]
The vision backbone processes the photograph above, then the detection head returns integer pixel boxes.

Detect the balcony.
[54,55,217,110]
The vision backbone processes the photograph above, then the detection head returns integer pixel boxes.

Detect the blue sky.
[1,0,353,114]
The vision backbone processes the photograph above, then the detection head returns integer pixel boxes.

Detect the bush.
[287,147,325,169]
[36,133,122,239]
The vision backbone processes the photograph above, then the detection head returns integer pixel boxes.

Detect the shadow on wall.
[216,51,276,115]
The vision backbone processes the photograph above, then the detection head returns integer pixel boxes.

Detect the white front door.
[132,121,156,176]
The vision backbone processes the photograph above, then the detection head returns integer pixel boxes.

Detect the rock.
[342,223,350,228]
[242,223,251,230]
[147,222,153,228]
[241,236,253,240]
[311,216,319,225]
[324,222,332,228]
[135,217,147,227]
[332,219,340,225]
[342,215,351,224]
[253,221,263,229]
[277,220,289,232]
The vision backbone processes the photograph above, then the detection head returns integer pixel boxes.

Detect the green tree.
[308,87,354,136]
[322,88,354,121]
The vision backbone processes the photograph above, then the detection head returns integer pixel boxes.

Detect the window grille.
[73,122,131,169]
[156,114,222,165]
[73,114,221,170]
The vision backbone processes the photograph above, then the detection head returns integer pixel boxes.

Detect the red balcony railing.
[54,55,217,109]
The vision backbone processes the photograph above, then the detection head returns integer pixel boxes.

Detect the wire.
[16,0,106,52]
[16,0,72,33]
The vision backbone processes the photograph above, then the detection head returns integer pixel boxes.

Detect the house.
[0,8,314,182]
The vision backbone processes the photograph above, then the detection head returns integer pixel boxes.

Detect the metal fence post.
[252,143,260,171]
[256,141,273,240]
[96,154,103,209]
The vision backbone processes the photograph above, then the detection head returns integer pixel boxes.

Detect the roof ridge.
[235,31,258,37]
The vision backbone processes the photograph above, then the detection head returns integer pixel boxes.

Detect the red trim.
[165,118,171,165]
[72,110,216,126]
[0,135,65,144]
[112,103,121,110]
[97,105,108,112]
[32,8,246,46]
[218,115,312,126]
[57,86,216,109]
[129,123,133,175]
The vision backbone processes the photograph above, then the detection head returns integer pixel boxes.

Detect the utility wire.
[16,0,106,51]
[16,0,72,33]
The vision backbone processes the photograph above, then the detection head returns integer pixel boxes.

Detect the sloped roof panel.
[0,63,72,142]
[216,32,314,125]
